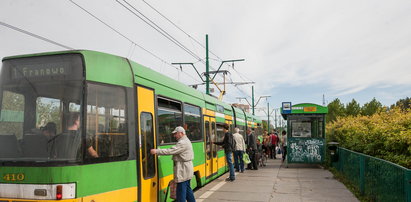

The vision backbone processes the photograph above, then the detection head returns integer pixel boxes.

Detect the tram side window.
[205,121,211,160]
[216,123,225,151]
[0,91,24,138]
[86,83,128,160]
[238,125,246,139]
[0,91,24,158]
[212,122,217,157]
[157,98,182,144]
[183,103,202,141]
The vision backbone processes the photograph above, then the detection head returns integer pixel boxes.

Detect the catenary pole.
[206,34,210,95]
[252,86,255,115]
[267,102,270,133]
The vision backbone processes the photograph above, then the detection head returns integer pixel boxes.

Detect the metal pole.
[274,109,277,130]
[267,102,270,133]
[206,34,210,95]
[252,86,255,115]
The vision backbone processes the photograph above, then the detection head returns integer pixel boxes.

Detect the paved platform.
[194,156,358,202]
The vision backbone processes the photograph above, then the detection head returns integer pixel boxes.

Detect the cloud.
[1,0,411,110]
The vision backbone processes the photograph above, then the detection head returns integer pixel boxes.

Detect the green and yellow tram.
[0,50,261,202]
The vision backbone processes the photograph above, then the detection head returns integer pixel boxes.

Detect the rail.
[332,147,411,202]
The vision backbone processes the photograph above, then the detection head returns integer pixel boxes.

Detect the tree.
[345,99,361,116]
[327,98,345,122]
[391,97,411,111]
[361,97,382,116]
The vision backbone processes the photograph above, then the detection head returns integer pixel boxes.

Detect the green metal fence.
[333,147,411,202]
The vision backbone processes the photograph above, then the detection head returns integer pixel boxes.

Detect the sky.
[1,0,411,123]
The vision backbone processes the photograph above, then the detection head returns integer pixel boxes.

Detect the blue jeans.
[234,150,244,172]
[176,180,196,202]
[226,151,235,180]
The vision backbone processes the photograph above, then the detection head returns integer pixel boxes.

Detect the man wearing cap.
[151,126,195,202]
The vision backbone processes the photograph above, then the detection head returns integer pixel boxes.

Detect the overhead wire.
[141,0,223,61]
[133,0,225,79]
[229,63,254,83]
[133,2,261,106]
[68,0,202,83]
[68,0,175,68]
[119,0,222,82]
[117,0,205,63]
[0,21,73,50]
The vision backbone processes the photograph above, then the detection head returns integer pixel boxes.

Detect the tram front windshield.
[0,54,84,163]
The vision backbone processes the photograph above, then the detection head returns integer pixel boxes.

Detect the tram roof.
[3,50,243,114]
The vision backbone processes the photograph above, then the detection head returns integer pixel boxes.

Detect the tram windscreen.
[0,54,85,163]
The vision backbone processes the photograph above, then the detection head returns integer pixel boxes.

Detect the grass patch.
[328,167,374,202]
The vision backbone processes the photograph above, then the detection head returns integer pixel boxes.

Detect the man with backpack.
[213,123,236,181]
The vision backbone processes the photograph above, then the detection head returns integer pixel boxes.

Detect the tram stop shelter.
[281,103,328,166]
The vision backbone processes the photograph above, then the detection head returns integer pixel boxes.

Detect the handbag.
[168,180,177,200]
[243,152,251,164]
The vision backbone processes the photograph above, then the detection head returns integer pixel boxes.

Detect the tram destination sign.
[11,62,70,80]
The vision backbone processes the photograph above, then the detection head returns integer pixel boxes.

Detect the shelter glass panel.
[289,115,324,138]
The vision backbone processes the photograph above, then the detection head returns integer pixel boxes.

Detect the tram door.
[137,86,158,202]
[205,116,218,178]
[226,120,233,167]
[211,121,218,175]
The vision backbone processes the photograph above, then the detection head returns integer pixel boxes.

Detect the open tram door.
[226,120,233,171]
[137,86,158,202]
[281,103,328,167]
[204,115,218,180]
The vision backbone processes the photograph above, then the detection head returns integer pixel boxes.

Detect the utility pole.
[267,102,270,133]
[237,87,266,116]
[172,34,244,98]
[258,103,276,133]
[206,34,210,95]
[252,86,255,115]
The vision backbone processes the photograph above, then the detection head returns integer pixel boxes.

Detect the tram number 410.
[3,173,25,181]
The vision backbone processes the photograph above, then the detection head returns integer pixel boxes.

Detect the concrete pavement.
[194,156,358,202]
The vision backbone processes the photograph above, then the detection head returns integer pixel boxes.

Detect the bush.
[326,107,411,169]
